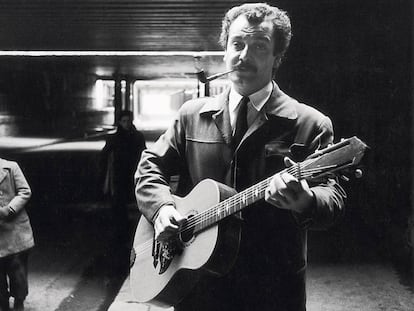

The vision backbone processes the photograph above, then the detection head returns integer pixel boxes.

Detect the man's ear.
[272,55,282,71]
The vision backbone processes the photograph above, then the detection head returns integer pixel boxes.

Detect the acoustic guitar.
[130,136,368,307]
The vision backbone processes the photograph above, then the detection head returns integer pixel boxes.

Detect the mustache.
[234,61,257,72]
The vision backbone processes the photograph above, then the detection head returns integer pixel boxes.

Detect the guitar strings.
[133,166,319,257]
[179,161,322,231]
[134,160,336,257]
[179,163,331,233]
[181,167,290,230]
[179,160,334,235]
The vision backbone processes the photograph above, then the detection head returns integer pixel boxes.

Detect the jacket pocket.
[265,140,291,158]
[264,141,311,174]
[265,141,310,161]
[264,141,291,173]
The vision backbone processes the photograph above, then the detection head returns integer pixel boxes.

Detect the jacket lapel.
[244,82,298,141]
[199,83,299,147]
[200,89,233,145]
[0,159,8,184]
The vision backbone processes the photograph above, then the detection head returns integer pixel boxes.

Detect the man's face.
[119,115,132,130]
[224,15,278,95]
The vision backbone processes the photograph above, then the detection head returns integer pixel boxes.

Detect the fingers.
[265,173,289,208]
[265,188,286,208]
[283,156,296,168]
[282,173,302,194]
[265,172,307,209]
[154,205,186,241]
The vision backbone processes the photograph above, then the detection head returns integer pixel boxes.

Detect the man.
[135,3,346,311]
[100,110,146,275]
[101,110,146,208]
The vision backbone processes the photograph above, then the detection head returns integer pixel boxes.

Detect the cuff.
[291,190,317,229]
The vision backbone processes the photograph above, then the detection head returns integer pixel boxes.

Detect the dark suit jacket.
[135,82,346,311]
[100,126,146,203]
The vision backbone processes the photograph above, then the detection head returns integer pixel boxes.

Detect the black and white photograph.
[0,1,412,310]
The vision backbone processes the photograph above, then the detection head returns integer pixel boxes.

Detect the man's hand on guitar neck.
[265,157,316,215]
[154,204,186,242]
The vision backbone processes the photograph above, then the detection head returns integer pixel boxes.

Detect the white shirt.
[229,81,273,132]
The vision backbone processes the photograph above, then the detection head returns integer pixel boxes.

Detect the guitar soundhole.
[179,212,196,245]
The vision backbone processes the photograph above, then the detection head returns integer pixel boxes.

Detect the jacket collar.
[199,82,298,120]
[199,89,232,144]
[199,89,230,115]
[264,82,298,120]
[0,159,12,184]
[198,83,299,146]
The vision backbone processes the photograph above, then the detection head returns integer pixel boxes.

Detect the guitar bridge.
[152,239,183,275]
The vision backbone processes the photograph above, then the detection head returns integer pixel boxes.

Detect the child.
[0,158,33,311]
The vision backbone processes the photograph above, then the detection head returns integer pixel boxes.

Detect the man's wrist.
[0,206,14,218]
[152,202,176,223]
[292,190,317,227]
[8,205,16,215]
[302,190,316,217]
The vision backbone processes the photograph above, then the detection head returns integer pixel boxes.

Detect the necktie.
[233,96,249,148]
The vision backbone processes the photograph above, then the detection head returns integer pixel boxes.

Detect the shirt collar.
[229,81,273,113]
[199,82,298,121]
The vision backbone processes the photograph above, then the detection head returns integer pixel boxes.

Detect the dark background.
[278,0,412,272]
[0,0,412,283]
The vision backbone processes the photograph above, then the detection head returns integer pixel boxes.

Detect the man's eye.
[232,42,244,50]
[255,43,267,51]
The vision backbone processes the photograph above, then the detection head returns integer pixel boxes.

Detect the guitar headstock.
[299,136,368,181]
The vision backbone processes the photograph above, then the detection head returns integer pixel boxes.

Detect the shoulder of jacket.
[295,101,328,119]
[178,97,218,118]
[180,97,213,111]
[0,158,16,169]
[105,132,118,142]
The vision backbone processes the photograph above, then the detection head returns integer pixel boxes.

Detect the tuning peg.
[355,169,363,179]
[340,175,350,182]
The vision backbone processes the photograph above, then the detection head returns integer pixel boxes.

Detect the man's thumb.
[284,156,296,168]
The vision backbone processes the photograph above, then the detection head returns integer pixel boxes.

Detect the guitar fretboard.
[181,162,313,235]
[193,175,273,234]
[178,136,365,236]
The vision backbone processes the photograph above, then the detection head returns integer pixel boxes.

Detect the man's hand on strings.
[154,204,186,242]
[265,157,315,214]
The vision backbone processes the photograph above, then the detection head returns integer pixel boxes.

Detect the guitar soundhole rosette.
[179,211,197,246]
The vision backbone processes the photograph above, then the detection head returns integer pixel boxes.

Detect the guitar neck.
[180,136,367,235]
[189,158,323,234]
[189,171,285,235]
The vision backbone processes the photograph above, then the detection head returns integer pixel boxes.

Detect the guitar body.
[130,136,368,308]
[130,179,241,307]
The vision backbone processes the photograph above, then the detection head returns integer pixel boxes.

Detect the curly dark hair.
[219,3,292,67]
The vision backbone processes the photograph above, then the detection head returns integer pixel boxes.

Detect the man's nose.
[238,45,250,61]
